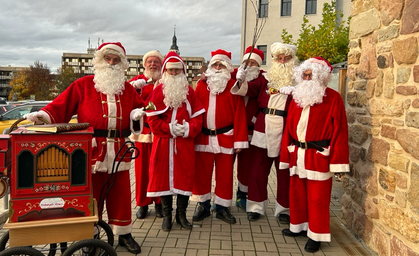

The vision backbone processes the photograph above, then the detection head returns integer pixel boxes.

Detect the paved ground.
[0,164,377,256]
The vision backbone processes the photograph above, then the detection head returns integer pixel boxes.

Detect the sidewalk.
[0,165,377,256]
[120,165,377,256]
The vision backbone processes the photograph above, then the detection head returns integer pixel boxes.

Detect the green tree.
[9,61,55,100]
[281,1,350,64]
[55,66,76,94]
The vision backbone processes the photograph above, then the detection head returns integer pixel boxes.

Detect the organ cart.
[0,124,117,256]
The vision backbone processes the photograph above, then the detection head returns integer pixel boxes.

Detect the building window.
[281,0,292,16]
[306,0,317,14]
[257,45,267,65]
[259,0,269,18]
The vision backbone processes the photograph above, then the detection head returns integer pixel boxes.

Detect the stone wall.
[343,0,419,255]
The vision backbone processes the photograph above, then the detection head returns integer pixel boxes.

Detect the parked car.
[0,101,79,134]
[0,101,52,134]
[0,104,15,115]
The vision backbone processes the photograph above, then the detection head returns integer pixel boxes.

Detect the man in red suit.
[145,51,204,232]
[233,46,265,211]
[280,57,349,253]
[192,49,248,224]
[25,42,144,254]
[128,50,164,220]
[231,43,298,222]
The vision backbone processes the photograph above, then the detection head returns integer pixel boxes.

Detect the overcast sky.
[0,0,242,72]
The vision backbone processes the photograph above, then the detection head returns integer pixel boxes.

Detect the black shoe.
[278,213,290,224]
[305,238,321,253]
[247,212,261,222]
[176,210,193,230]
[162,215,172,232]
[136,205,148,219]
[155,203,163,218]
[282,228,307,237]
[216,208,236,224]
[118,233,141,254]
[193,204,211,221]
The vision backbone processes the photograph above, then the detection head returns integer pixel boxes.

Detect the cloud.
[0,0,242,72]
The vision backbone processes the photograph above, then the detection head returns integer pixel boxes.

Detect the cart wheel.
[61,239,116,256]
[0,231,57,256]
[94,220,114,246]
[0,246,44,256]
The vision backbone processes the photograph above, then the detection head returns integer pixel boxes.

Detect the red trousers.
[193,151,235,207]
[289,175,332,242]
[236,145,256,193]
[92,170,132,235]
[134,141,160,206]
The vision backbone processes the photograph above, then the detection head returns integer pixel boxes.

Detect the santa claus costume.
[33,42,144,254]
[231,43,297,221]
[279,57,349,253]
[146,51,205,231]
[192,49,248,224]
[232,46,265,211]
[128,50,164,219]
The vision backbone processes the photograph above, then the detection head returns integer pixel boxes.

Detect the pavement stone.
[0,161,378,256]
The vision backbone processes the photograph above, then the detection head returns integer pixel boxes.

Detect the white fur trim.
[274,201,289,217]
[99,44,125,57]
[271,42,297,57]
[210,55,233,72]
[166,62,183,70]
[143,50,164,64]
[247,199,268,215]
[242,52,262,66]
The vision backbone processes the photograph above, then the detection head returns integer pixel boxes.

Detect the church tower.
[169,25,180,55]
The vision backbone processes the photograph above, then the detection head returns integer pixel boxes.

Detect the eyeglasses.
[212,62,226,69]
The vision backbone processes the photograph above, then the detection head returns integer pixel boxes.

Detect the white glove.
[170,120,185,137]
[23,110,50,124]
[130,108,146,121]
[236,65,247,83]
[129,79,147,89]
[279,86,295,95]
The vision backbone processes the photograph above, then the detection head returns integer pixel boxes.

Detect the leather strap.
[292,138,331,152]
[261,108,287,117]
[202,125,234,136]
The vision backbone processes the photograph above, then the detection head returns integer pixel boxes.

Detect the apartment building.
[0,66,27,98]
[62,34,205,85]
[241,0,351,68]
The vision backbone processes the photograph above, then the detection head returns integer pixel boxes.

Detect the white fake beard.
[93,60,126,95]
[266,60,295,90]
[162,73,189,109]
[246,66,260,81]
[144,69,162,82]
[206,67,231,95]
[293,79,326,108]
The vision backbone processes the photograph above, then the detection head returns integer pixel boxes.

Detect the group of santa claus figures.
[26,41,349,254]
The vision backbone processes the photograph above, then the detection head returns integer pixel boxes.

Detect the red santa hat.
[304,56,333,73]
[209,49,234,72]
[98,42,126,57]
[162,51,186,74]
[143,50,164,65]
[270,42,297,57]
[242,46,264,66]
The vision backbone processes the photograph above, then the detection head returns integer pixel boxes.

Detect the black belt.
[93,129,131,138]
[144,123,150,128]
[292,138,330,152]
[261,108,287,117]
[202,125,234,136]
[248,125,254,131]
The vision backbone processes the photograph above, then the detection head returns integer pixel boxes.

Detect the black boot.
[176,195,192,230]
[160,195,173,232]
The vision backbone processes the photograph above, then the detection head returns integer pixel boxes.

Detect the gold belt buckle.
[209,129,217,136]
[268,108,276,115]
[300,141,308,150]
[108,129,117,138]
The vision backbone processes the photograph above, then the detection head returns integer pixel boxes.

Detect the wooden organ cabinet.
[7,127,94,223]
